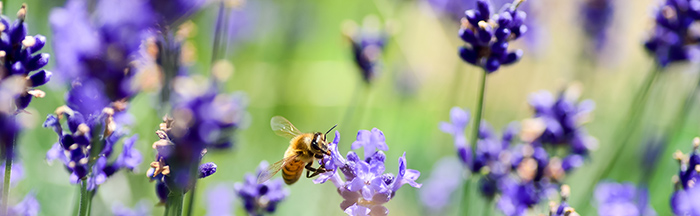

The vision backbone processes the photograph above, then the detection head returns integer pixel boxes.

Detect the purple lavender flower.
[343,16,388,83]
[351,128,388,160]
[644,0,700,67]
[43,104,141,190]
[671,138,700,215]
[235,161,288,216]
[146,86,248,199]
[9,193,39,216]
[548,185,579,216]
[581,0,614,54]
[205,183,234,216]
[0,4,52,112]
[149,0,205,26]
[419,157,463,214]
[458,0,526,73]
[594,182,656,216]
[112,200,151,216]
[528,85,597,160]
[50,0,153,100]
[315,129,421,216]
[439,107,472,167]
[425,0,475,21]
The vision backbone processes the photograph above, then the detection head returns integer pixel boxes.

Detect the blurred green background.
[8,0,700,215]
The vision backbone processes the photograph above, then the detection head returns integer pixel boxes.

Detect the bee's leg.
[305,162,328,178]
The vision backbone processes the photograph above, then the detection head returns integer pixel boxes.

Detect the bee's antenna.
[325,124,338,136]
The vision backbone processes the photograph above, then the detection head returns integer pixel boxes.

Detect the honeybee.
[257,116,337,185]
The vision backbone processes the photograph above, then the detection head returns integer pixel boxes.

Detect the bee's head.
[311,132,329,155]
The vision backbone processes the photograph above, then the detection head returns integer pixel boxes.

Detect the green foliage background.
[9,0,699,215]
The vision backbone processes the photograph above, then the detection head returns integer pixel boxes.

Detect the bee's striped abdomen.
[282,159,304,185]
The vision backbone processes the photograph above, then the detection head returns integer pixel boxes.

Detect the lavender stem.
[1,147,11,215]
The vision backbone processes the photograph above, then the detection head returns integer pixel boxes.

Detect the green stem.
[185,163,199,216]
[78,180,91,216]
[1,154,11,215]
[459,177,472,215]
[483,198,493,216]
[165,190,184,216]
[574,65,660,210]
[470,71,487,152]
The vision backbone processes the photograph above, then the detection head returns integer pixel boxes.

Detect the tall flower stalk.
[456,0,526,214]
[0,4,51,214]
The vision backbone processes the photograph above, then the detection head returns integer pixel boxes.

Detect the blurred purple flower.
[548,185,579,216]
[9,193,39,216]
[581,0,614,54]
[149,0,205,26]
[595,182,656,216]
[344,16,388,83]
[50,0,153,100]
[644,0,700,67]
[316,129,421,216]
[671,138,700,215]
[458,0,526,73]
[206,183,234,216]
[419,157,463,213]
[235,161,288,216]
[528,86,596,159]
[112,200,151,216]
[146,85,248,193]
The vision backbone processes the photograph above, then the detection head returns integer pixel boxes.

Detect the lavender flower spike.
[644,0,700,67]
[235,161,289,216]
[0,4,52,112]
[459,0,527,73]
[671,137,700,215]
[548,185,580,216]
[316,129,421,216]
[594,182,656,216]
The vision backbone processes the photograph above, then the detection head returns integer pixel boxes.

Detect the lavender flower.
[547,185,579,216]
[315,129,421,216]
[112,200,151,216]
[206,183,234,216]
[0,4,52,112]
[419,157,463,214]
[594,182,656,216]
[50,0,153,100]
[149,0,205,26]
[146,85,248,199]
[8,193,39,216]
[352,128,388,160]
[644,0,700,67]
[581,0,614,54]
[235,161,288,216]
[343,16,387,83]
[439,107,471,167]
[0,105,19,160]
[458,0,526,73]
[528,84,596,161]
[671,137,700,215]
[44,103,141,190]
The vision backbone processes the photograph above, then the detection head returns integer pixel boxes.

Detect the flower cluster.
[580,0,614,54]
[44,104,141,190]
[528,84,596,165]
[419,157,463,214]
[314,129,422,216]
[234,161,289,216]
[458,0,526,73]
[146,85,248,201]
[547,185,579,216]
[343,16,387,83]
[439,86,596,215]
[671,137,700,215]
[644,0,700,67]
[594,182,656,216]
[0,4,51,112]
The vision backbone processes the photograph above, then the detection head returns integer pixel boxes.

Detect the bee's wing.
[257,154,298,184]
[271,116,303,139]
